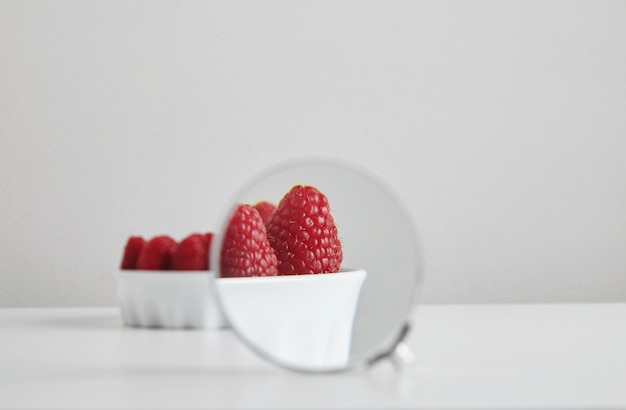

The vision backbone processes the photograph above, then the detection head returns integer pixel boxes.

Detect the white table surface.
[1,304,625,409]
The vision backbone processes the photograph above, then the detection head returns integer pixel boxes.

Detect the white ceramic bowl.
[214,269,367,371]
[115,270,224,329]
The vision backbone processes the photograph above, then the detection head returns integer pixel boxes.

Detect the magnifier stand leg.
[389,341,416,369]
[367,322,417,370]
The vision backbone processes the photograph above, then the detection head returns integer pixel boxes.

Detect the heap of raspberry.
[220,204,278,278]
[121,233,213,271]
[266,185,342,274]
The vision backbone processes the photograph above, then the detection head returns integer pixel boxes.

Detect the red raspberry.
[220,204,278,278]
[266,185,342,274]
[136,235,177,270]
[120,236,146,269]
[253,201,276,225]
[171,233,209,271]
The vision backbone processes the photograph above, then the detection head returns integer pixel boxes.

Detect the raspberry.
[266,185,342,274]
[136,235,177,270]
[220,204,278,278]
[253,201,276,225]
[120,236,146,269]
[171,233,209,271]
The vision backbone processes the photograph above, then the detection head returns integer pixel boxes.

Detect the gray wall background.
[1,0,625,307]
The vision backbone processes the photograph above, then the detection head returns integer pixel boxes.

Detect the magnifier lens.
[211,160,422,372]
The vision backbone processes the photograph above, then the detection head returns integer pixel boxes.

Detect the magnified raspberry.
[220,204,278,278]
[136,235,177,270]
[253,201,276,225]
[120,236,146,269]
[266,185,342,274]
[171,233,209,271]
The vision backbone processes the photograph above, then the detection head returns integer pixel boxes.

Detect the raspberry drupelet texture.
[220,204,278,278]
[171,233,210,271]
[266,185,342,274]
[253,201,277,225]
[136,235,177,270]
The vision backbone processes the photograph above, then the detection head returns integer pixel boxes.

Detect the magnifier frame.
[210,157,423,373]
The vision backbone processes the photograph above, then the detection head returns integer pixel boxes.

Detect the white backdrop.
[1,1,625,307]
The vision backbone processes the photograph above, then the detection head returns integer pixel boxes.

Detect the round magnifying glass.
[211,159,422,372]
